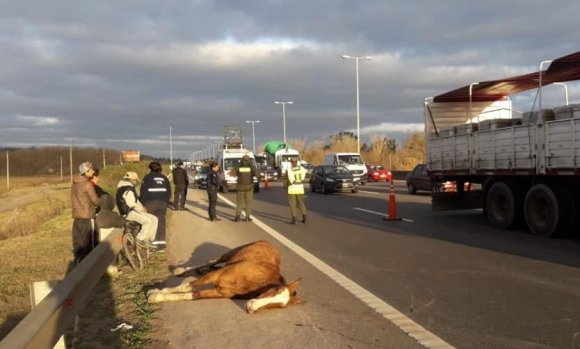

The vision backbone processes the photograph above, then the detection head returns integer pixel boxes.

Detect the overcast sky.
[1,0,578,159]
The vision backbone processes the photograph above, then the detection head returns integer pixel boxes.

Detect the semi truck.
[263,141,300,178]
[424,51,580,237]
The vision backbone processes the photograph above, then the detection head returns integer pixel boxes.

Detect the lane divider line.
[354,207,414,223]
[217,193,453,349]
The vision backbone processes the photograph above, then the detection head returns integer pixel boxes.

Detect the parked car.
[193,166,210,188]
[367,165,392,182]
[406,164,470,194]
[309,165,359,194]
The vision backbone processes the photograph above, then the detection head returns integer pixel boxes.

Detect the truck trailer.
[425,51,580,237]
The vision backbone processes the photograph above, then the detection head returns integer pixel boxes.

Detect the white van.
[323,152,368,184]
[217,148,260,192]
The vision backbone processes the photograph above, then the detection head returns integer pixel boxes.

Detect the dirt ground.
[0,182,69,213]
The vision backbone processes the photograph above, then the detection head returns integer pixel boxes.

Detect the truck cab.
[323,152,368,184]
[217,148,260,192]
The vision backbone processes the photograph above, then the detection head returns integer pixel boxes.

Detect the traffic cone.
[264,172,269,190]
[384,179,402,221]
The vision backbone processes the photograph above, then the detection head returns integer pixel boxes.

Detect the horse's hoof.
[147,292,162,303]
[146,288,160,297]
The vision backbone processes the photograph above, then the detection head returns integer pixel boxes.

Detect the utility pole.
[6,151,9,191]
[60,156,63,182]
[69,139,73,183]
[169,126,173,167]
[102,148,106,168]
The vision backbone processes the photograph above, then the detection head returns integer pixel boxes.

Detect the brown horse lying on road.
[147,240,302,313]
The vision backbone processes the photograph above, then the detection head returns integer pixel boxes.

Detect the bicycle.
[120,220,150,271]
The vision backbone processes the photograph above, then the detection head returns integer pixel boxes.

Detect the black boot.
[233,215,240,222]
[302,215,307,224]
[290,217,297,225]
[246,215,253,222]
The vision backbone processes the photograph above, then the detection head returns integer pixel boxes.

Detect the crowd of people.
[69,158,308,266]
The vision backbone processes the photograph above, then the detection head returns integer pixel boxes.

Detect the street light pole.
[538,60,552,118]
[274,101,293,144]
[246,120,260,154]
[169,126,173,167]
[342,54,372,152]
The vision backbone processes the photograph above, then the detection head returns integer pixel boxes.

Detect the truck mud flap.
[432,190,483,211]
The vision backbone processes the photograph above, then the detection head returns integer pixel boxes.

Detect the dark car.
[300,161,313,179]
[259,166,278,182]
[309,165,359,194]
[193,166,210,188]
[405,164,433,194]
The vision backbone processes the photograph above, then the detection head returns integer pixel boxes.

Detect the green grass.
[0,162,171,347]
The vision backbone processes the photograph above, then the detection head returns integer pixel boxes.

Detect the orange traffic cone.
[264,173,269,190]
[384,179,402,221]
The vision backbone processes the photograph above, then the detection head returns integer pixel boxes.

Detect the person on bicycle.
[116,171,158,249]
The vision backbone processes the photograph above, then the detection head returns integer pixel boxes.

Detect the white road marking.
[354,207,415,223]
[358,190,381,195]
[217,194,453,349]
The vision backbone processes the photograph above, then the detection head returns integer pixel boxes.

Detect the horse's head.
[245,278,303,313]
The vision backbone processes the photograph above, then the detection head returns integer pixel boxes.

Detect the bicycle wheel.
[122,232,143,271]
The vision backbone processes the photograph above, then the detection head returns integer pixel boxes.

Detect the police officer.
[233,155,257,222]
[207,162,222,221]
[140,162,171,243]
[172,161,189,210]
[286,158,307,224]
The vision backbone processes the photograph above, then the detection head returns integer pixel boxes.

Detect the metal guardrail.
[0,228,123,349]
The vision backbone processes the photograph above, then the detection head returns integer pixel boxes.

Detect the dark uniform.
[234,155,257,222]
[207,163,222,221]
[141,163,171,242]
[286,160,307,224]
[172,163,189,210]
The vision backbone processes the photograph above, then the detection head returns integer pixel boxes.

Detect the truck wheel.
[407,183,416,195]
[254,184,260,193]
[486,182,523,229]
[524,184,575,237]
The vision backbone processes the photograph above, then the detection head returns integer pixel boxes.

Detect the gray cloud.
[0,0,578,159]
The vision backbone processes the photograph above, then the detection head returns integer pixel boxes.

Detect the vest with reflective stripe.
[287,166,306,195]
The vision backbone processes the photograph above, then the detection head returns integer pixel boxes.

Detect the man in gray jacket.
[71,162,100,265]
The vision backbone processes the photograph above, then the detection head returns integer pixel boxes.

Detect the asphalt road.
[218,180,580,349]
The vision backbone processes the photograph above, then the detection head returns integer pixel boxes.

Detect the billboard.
[121,150,140,163]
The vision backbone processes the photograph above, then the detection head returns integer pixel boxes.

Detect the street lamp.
[274,101,293,144]
[246,120,260,154]
[341,54,372,152]
[553,82,569,105]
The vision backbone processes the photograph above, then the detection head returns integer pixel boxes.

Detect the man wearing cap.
[286,158,307,224]
[233,154,257,222]
[116,171,158,249]
[71,162,100,265]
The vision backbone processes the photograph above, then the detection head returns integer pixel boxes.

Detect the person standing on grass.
[140,161,171,244]
[172,161,189,210]
[71,162,100,265]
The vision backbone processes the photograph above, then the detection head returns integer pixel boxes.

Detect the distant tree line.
[0,147,124,177]
[281,131,426,170]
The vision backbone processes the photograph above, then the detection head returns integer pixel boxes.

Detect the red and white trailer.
[425,51,580,237]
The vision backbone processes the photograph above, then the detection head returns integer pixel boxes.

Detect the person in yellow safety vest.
[286,158,307,224]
